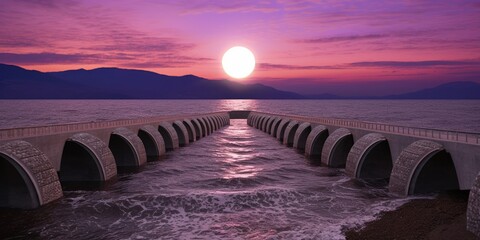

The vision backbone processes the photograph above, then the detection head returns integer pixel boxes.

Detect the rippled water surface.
[1,99,479,132]
[1,120,410,240]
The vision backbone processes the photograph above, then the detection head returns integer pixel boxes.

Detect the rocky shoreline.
[344,191,477,239]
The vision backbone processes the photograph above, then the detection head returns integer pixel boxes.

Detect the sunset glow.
[0,1,479,95]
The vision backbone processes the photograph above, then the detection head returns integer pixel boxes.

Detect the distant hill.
[0,63,303,99]
[385,81,480,99]
[0,64,123,98]
[1,63,479,99]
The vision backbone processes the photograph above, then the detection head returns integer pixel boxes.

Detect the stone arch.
[258,115,266,131]
[389,140,459,196]
[261,116,271,132]
[202,117,212,135]
[254,114,262,129]
[158,122,180,151]
[109,127,147,168]
[467,170,480,237]
[270,118,282,137]
[276,119,291,141]
[256,115,264,129]
[197,118,208,137]
[138,125,166,161]
[321,128,353,168]
[250,113,258,127]
[266,117,278,135]
[293,122,311,152]
[190,118,203,140]
[213,115,221,129]
[0,140,63,209]
[207,116,217,132]
[216,115,222,127]
[305,125,329,160]
[211,115,220,130]
[182,119,197,142]
[207,116,216,131]
[172,121,189,147]
[257,115,266,129]
[60,133,117,183]
[345,133,392,180]
[283,120,300,147]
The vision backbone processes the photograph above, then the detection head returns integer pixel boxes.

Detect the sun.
[222,46,255,79]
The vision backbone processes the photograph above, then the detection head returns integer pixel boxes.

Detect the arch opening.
[203,117,212,135]
[328,135,354,168]
[138,130,159,161]
[285,124,299,147]
[183,120,195,142]
[271,119,282,137]
[357,141,393,180]
[0,154,39,209]
[60,141,103,184]
[266,118,277,134]
[409,150,459,195]
[109,134,138,168]
[158,126,174,151]
[197,118,207,137]
[172,123,187,147]
[258,116,266,129]
[190,119,202,140]
[295,126,311,152]
[262,117,271,132]
[277,120,291,142]
[307,131,329,160]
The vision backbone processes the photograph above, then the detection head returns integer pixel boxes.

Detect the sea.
[0,100,479,240]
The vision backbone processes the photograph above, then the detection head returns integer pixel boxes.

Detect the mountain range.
[1,63,479,99]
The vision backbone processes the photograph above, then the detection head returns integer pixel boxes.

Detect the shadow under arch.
[172,121,189,147]
[183,119,197,142]
[158,122,179,151]
[109,127,146,168]
[196,118,208,137]
[321,128,353,168]
[276,119,291,142]
[345,133,392,181]
[60,133,117,189]
[305,125,329,161]
[389,140,459,196]
[190,118,203,140]
[270,118,282,137]
[283,120,300,147]
[138,125,165,161]
[293,122,311,152]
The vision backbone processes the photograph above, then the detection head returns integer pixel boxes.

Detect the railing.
[251,111,480,145]
[0,111,228,140]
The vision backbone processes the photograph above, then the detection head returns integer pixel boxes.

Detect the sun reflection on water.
[216,120,263,180]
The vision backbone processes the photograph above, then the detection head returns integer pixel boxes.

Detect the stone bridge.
[1,110,479,237]
[246,111,480,237]
[0,112,230,209]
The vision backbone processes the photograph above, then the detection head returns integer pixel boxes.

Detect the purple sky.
[1,0,480,96]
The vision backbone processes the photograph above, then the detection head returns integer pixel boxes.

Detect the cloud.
[174,0,280,14]
[349,60,480,68]
[259,63,342,70]
[0,52,213,68]
[0,52,104,64]
[299,34,387,43]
